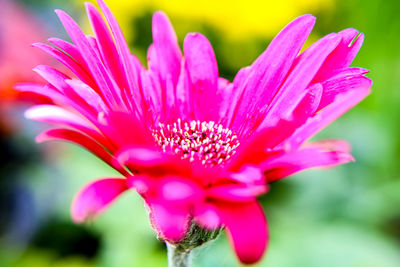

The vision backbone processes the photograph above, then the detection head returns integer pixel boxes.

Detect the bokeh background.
[1,0,400,266]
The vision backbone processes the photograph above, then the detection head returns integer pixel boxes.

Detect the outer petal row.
[71,175,268,264]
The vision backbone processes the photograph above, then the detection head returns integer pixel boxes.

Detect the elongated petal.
[48,38,88,69]
[148,11,182,122]
[218,201,268,264]
[207,184,267,202]
[158,177,203,204]
[215,79,234,124]
[34,65,101,116]
[175,58,192,121]
[71,178,128,223]
[147,201,190,242]
[25,105,116,152]
[127,174,202,242]
[152,11,182,88]
[317,73,371,110]
[261,34,340,128]
[19,81,106,130]
[321,67,369,80]
[116,146,190,177]
[140,69,162,118]
[101,112,154,148]
[37,128,128,175]
[65,79,108,114]
[16,83,64,103]
[228,165,265,184]
[33,64,71,92]
[234,84,322,161]
[55,9,122,107]
[96,0,143,113]
[184,33,218,121]
[194,203,221,230]
[224,66,250,126]
[287,81,371,149]
[303,139,352,153]
[33,66,109,123]
[86,3,127,89]
[26,104,90,128]
[262,147,355,182]
[231,15,316,135]
[32,42,97,90]
[314,29,364,82]
[85,4,139,114]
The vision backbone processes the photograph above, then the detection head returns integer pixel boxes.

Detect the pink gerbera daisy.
[18,0,372,265]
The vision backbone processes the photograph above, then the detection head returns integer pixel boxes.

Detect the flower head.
[19,0,371,264]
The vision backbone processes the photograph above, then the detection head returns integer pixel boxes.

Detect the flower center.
[152,119,240,166]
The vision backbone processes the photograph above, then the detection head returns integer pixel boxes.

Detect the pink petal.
[37,128,128,175]
[126,175,201,242]
[261,34,340,129]
[86,35,103,64]
[234,84,322,161]
[101,112,154,148]
[86,3,127,89]
[303,139,352,153]
[262,147,355,182]
[116,146,190,177]
[32,66,108,123]
[147,11,183,122]
[26,104,90,129]
[48,38,88,69]
[287,82,372,149]
[159,177,202,203]
[175,58,192,121]
[96,0,143,113]
[184,33,219,121]
[228,165,265,184]
[317,72,372,110]
[15,83,65,104]
[116,146,173,166]
[140,69,162,118]
[325,67,369,80]
[55,9,122,107]
[32,42,97,90]
[152,11,182,88]
[147,201,190,242]
[207,184,267,202]
[85,3,136,114]
[127,175,202,204]
[215,79,234,124]
[33,64,71,92]
[71,178,128,223]
[22,82,105,130]
[194,203,221,230]
[65,79,108,114]
[230,15,316,135]
[314,29,364,82]
[218,201,268,264]
[224,67,250,126]
[126,175,153,195]
[25,104,116,152]
[291,82,323,120]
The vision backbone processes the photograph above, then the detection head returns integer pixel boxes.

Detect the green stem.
[167,242,191,267]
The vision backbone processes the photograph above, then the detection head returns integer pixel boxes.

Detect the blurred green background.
[1,0,400,266]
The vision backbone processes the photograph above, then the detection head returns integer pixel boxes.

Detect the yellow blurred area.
[81,0,333,39]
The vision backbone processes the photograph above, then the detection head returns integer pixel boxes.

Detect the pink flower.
[19,0,372,264]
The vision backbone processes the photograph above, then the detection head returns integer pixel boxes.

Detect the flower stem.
[167,242,191,267]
